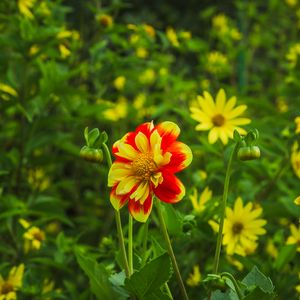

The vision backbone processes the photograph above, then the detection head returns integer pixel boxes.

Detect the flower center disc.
[1,281,14,294]
[212,114,225,126]
[132,153,156,180]
[33,230,44,242]
[232,222,244,235]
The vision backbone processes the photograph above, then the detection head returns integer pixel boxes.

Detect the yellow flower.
[295,196,300,205]
[19,219,45,252]
[189,187,212,214]
[166,27,179,47]
[29,45,40,56]
[276,97,288,113]
[59,44,71,59]
[143,24,155,38]
[98,14,113,28]
[18,0,35,19]
[208,219,219,233]
[291,142,300,179]
[136,47,148,58]
[179,31,192,40]
[0,264,24,300]
[212,14,228,31]
[265,239,278,258]
[286,44,300,67]
[102,97,128,121]
[295,117,300,134]
[286,224,300,251]
[206,51,229,74]
[190,89,251,144]
[223,197,267,256]
[113,76,126,90]
[28,168,50,191]
[230,28,242,40]
[139,69,155,84]
[226,256,244,271]
[286,0,298,7]
[186,265,201,287]
[0,83,18,101]
[129,34,140,44]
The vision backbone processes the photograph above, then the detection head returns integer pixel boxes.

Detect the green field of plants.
[0,0,300,299]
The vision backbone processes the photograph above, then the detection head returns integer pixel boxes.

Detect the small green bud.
[80,146,103,163]
[238,146,260,161]
[202,274,228,292]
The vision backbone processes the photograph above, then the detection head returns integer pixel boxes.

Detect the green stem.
[212,143,239,274]
[155,199,189,300]
[102,143,130,277]
[221,272,243,300]
[128,214,134,275]
[141,219,149,267]
[164,283,174,300]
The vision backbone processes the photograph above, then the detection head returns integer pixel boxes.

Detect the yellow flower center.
[232,222,244,235]
[132,153,156,180]
[212,114,225,126]
[1,281,14,294]
[33,230,44,242]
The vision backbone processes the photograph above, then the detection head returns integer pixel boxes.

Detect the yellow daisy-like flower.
[186,265,201,287]
[113,76,126,90]
[294,196,300,205]
[295,117,300,134]
[19,219,45,252]
[166,27,179,47]
[98,14,113,28]
[0,264,24,300]
[223,197,267,256]
[190,89,251,144]
[18,0,35,19]
[291,142,300,179]
[206,51,229,75]
[189,186,212,214]
[101,97,128,122]
[286,224,300,251]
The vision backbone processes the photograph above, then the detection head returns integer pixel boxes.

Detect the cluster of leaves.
[0,0,299,299]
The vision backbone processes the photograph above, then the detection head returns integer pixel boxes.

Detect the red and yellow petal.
[156,121,180,151]
[154,172,185,203]
[128,194,153,222]
[163,141,192,173]
[110,186,129,210]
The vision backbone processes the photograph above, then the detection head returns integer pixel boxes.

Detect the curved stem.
[155,198,189,300]
[221,272,243,300]
[103,143,130,277]
[141,219,149,267]
[212,143,239,274]
[128,214,134,275]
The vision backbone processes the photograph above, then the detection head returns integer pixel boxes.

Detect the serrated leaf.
[124,253,172,299]
[242,266,274,294]
[243,286,275,300]
[75,248,118,300]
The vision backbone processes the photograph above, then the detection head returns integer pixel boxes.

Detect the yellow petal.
[215,89,226,112]
[208,127,219,144]
[116,176,138,195]
[116,142,139,160]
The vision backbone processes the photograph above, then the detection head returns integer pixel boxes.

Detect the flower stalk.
[102,142,130,277]
[128,214,134,275]
[155,198,189,300]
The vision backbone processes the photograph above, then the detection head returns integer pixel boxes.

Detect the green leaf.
[124,253,172,299]
[84,127,89,145]
[274,244,297,270]
[233,130,241,142]
[242,266,274,294]
[161,203,183,236]
[88,128,100,147]
[243,286,275,300]
[75,247,118,300]
[143,290,172,300]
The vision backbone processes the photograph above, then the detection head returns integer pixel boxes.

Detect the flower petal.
[128,194,153,222]
[110,186,129,210]
[116,176,139,195]
[156,121,180,150]
[216,89,226,112]
[135,131,150,153]
[108,162,133,187]
[154,172,185,203]
[226,105,247,119]
[116,142,139,161]
[130,181,150,204]
[208,127,219,144]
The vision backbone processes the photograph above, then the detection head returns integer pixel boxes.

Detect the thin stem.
[102,142,130,277]
[141,219,149,267]
[212,143,239,274]
[128,214,134,275]
[221,272,243,300]
[155,199,189,300]
[164,283,174,300]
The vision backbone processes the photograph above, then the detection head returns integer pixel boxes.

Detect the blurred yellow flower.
[276,97,288,113]
[179,31,192,40]
[38,2,51,17]
[0,83,18,100]
[223,197,266,256]
[129,34,140,44]
[286,224,300,251]
[295,116,300,134]
[291,142,300,179]
[143,24,155,38]
[286,43,300,67]
[190,89,251,144]
[166,27,179,47]
[212,14,241,40]
[127,24,137,31]
[208,219,219,233]
[19,219,45,252]
[98,14,113,28]
[18,0,35,19]
[0,264,24,300]
[113,76,126,90]
[212,14,228,30]
[226,256,244,271]
[28,168,50,191]
[206,51,229,74]
[200,79,210,90]
[296,273,300,294]
[265,239,278,258]
[159,68,168,77]
[294,196,300,205]
[139,69,155,84]
[186,265,201,287]
[286,0,298,6]
[29,44,40,56]
[59,44,71,59]
[136,47,148,58]
[189,187,212,214]
[230,28,242,40]
[102,97,128,121]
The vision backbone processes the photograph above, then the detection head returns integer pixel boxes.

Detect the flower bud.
[80,146,103,163]
[238,146,261,161]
